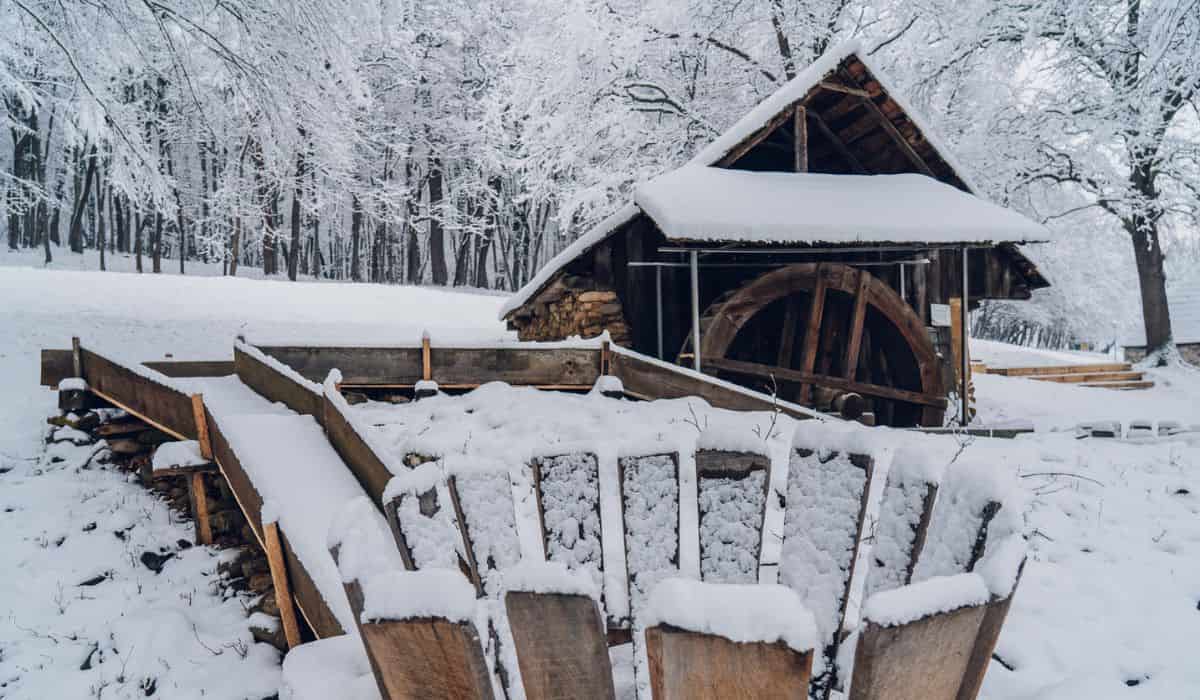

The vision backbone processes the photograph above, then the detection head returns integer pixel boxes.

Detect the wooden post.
[797,264,828,404]
[601,340,611,376]
[794,106,808,172]
[645,625,813,699]
[421,333,432,381]
[190,394,212,460]
[188,472,213,545]
[505,592,616,700]
[71,336,82,378]
[960,247,970,426]
[263,521,302,649]
[690,251,701,372]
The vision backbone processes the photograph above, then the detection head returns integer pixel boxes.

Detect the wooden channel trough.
[41,336,1026,700]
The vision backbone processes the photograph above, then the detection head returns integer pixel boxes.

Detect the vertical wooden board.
[533,454,605,591]
[279,526,343,639]
[843,271,871,380]
[779,448,873,699]
[40,349,75,387]
[645,625,813,700]
[505,592,616,700]
[797,266,829,405]
[361,618,495,700]
[957,561,1025,700]
[694,450,770,584]
[189,472,213,545]
[191,394,212,460]
[619,453,680,613]
[264,521,303,648]
[849,604,987,700]
[234,346,323,419]
[321,393,392,505]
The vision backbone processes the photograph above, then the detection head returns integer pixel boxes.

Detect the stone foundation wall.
[508,274,631,345]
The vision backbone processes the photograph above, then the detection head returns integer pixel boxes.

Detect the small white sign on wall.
[930,303,951,327]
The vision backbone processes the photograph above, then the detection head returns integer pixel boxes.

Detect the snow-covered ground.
[1,259,1198,699]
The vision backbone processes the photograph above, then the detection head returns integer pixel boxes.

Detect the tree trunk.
[350,193,363,282]
[288,147,304,281]
[428,158,447,285]
[152,210,163,273]
[1128,215,1173,358]
[68,144,98,254]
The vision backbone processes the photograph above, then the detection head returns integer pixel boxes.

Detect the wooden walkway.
[976,361,1153,390]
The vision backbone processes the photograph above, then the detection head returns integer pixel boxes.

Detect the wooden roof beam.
[807,110,869,175]
[859,96,935,177]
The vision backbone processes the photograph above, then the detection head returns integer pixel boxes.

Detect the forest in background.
[3,0,1198,351]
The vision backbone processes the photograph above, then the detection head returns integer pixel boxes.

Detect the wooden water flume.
[42,335,1026,700]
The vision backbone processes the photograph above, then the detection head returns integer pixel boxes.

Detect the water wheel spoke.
[843,269,871,380]
[702,356,946,408]
[796,264,828,405]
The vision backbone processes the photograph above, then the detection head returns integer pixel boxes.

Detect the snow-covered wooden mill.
[502,41,1050,428]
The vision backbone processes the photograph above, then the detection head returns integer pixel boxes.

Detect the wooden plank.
[255,346,424,385]
[191,394,212,460]
[609,350,815,421]
[843,270,871,380]
[776,295,803,370]
[430,347,601,386]
[445,476,485,597]
[322,392,393,506]
[72,336,82,378]
[819,80,873,97]
[645,625,813,700]
[234,345,322,419]
[796,265,828,405]
[189,472,213,545]
[794,106,808,172]
[264,520,303,649]
[40,349,75,387]
[989,362,1131,377]
[704,356,947,408]
[849,604,987,700]
[422,335,432,381]
[142,360,235,377]
[359,617,495,700]
[505,592,616,700]
[79,347,198,439]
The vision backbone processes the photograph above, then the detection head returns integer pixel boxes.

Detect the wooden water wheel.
[680,263,945,427]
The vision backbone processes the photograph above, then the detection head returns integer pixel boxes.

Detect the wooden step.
[1027,370,1144,384]
[990,362,1131,377]
[1078,380,1155,390]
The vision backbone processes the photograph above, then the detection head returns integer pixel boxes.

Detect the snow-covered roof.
[634,168,1050,245]
[1124,277,1200,346]
[684,39,979,193]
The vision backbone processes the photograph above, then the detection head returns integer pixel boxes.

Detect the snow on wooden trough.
[40,334,1030,700]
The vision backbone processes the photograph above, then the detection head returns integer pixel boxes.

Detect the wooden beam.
[264,520,303,649]
[796,265,828,405]
[776,296,803,370]
[808,110,869,174]
[843,271,871,380]
[794,106,808,172]
[819,80,873,98]
[142,360,235,377]
[189,472,213,545]
[190,394,212,460]
[857,94,935,177]
[646,625,814,699]
[71,336,82,378]
[703,356,947,408]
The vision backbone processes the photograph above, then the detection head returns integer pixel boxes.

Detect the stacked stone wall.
[508,274,631,345]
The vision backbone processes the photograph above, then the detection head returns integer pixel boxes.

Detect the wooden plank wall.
[234,346,323,418]
[80,347,198,439]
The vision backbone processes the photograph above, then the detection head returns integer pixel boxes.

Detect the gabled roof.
[635,168,1049,245]
[501,40,1048,320]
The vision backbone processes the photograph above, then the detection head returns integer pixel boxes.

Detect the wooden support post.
[843,270,871,380]
[797,264,828,405]
[656,265,664,359]
[690,251,701,372]
[421,333,432,382]
[645,625,813,699]
[188,471,213,545]
[601,340,611,376]
[71,336,82,378]
[263,521,302,649]
[190,394,212,460]
[794,105,808,172]
[960,247,970,427]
